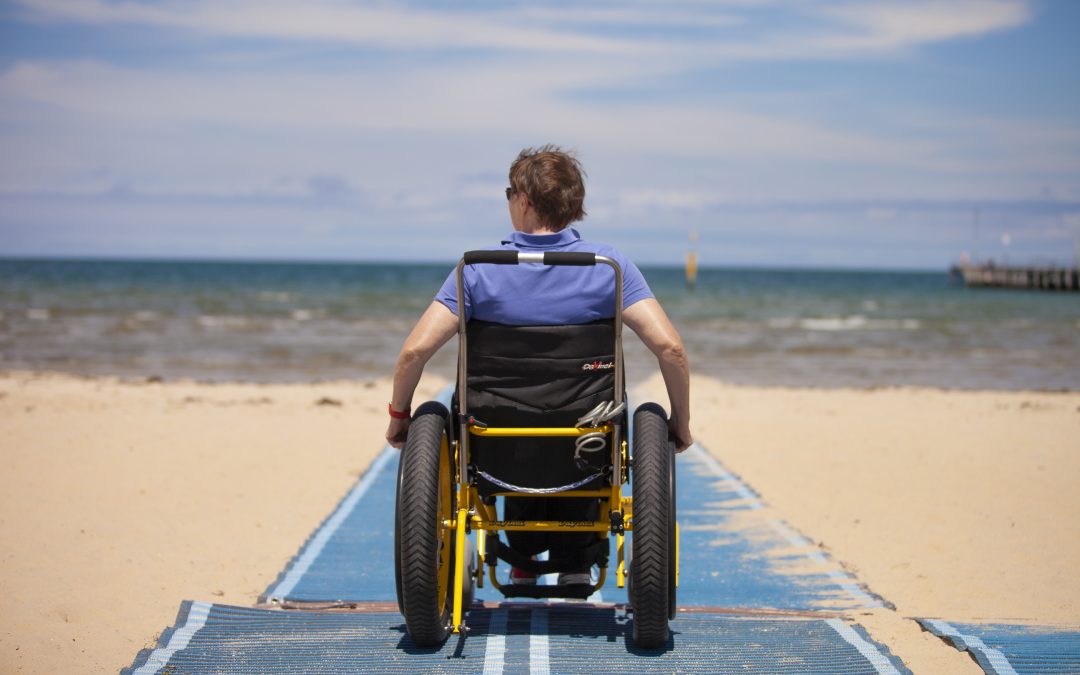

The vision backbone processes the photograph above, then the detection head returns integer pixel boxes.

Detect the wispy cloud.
[3,0,1075,268]
[819,0,1031,50]
[13,0,1033,60]
[15,0,652,54]
[0,58,956,171]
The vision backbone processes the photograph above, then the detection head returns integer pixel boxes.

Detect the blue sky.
[1,0,1078,269]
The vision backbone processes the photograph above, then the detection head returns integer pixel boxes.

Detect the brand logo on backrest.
[582,361,614,371]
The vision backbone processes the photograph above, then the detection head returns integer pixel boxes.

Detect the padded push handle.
[543,251,596,266]
[462,250,598,266]
[463,250,520,265]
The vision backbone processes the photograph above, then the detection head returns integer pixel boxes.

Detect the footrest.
[500,584,595,600]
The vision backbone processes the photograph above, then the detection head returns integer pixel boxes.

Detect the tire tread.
[396,406,453,646]
[630,402,672,648]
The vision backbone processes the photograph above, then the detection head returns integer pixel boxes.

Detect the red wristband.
[388,403,411,420]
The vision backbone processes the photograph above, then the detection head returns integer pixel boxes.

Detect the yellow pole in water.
[686,229,699,288]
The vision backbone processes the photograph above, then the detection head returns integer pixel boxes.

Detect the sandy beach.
[1,370,1078,673]
[640,373,1080,674]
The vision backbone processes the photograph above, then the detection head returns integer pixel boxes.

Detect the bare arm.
[385,301,458,448]
[622,298,692,451]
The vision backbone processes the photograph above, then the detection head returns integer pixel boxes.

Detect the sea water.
[1,259,1078,390]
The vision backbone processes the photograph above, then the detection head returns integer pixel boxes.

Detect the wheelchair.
[394,250,678,649]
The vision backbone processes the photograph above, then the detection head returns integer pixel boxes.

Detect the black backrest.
[465,319,616,494]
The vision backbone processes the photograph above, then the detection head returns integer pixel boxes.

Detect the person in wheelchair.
[386,145,691,589]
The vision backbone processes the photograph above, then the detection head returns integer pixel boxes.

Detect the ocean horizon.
[0,253,955,273]
[2,257,1078,391]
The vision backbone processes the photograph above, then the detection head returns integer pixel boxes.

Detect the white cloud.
[6,51,1074,216]
[819,0,1031,51]
[3,0,1073,267]
[0,58,947,178]
[13,0,1035,62]
[617,188,729,212]
[864,207,897,221]
[517,5,743,29]
[16,0,650,54]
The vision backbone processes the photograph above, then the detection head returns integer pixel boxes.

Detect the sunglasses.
[505,187,516,200]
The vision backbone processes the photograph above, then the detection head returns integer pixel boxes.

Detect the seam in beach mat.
[826,618,908,675]
[129,601,212,675]
[923,620,1020,675]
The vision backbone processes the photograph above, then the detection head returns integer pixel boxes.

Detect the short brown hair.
[508,145,587,229]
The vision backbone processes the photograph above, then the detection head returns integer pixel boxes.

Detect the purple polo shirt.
[435,228,654,325]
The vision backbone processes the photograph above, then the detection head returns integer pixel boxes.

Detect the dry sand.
[640,373,1080,674]
[1,370,1078,673]
[0,371,447,674]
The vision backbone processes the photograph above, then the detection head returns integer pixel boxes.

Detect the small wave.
[798,316,921,331]
[130,310,159,322]
[197,315,249,328]
[291,309,315,322]
[800,316,869,331]
[26,308,50,321]
[259,291,292,302]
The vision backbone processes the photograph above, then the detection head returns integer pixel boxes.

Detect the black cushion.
[464,319,616,494]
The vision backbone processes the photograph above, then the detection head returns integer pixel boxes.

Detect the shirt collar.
[502,228,581,249]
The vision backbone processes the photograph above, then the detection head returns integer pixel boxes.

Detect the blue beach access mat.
[125,602,910,675]
[127,379,912,674]
[127,426,920,673]
[260,442,885,611]
[918,619,1080,675]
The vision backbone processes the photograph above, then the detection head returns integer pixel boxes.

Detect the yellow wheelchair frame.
[448,421,636,632]
[397,249,678,649]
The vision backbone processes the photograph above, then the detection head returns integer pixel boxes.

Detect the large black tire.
[668,446,678,620]
[393,451,405,616]
[630,403,673,649]
[395,402,457,647]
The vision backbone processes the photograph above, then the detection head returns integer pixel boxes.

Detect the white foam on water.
[196,314,249,328]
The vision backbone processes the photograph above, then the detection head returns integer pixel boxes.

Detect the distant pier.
[950,264,1079,292]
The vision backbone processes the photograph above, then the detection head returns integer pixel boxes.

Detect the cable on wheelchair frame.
[575,401,625,428]
[574,432,606,471]
[573,401,625,471]
[476,468,605,495]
